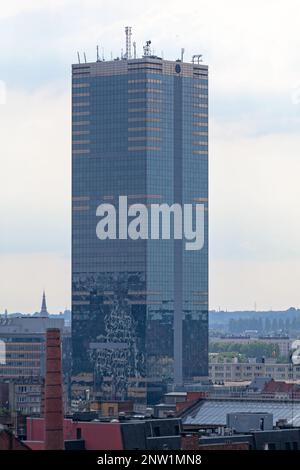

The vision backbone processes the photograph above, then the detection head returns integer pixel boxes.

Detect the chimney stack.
[45,328,64,450]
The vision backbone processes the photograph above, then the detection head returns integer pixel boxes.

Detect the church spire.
[40,291,49,317]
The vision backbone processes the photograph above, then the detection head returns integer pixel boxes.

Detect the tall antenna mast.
[181,48,185,62]
[83,52,87,63]
[143,40,151,57]
[125,26,132,59]
[77,52,81,64]
[133,41,137,59]
[96,45,100,62]
[192,54,203,64]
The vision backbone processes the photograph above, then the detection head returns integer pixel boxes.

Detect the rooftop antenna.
[83,52,87,63]
[110,51,113,60]
[125,26,132,59]
[102,47,105,61]
[192,54,203,64]
[77,51,81,64]
[121,48,124,59]
[133,41,137,59]
[181,48,185,62]
[143,40,151,57]
[96,45,100,62]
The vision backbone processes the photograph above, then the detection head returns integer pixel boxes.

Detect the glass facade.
[72,57,208,403]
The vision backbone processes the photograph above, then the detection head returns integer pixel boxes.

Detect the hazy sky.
[1,0,300,313]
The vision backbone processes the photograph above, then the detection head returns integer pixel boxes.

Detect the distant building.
[182,433,250,450]
[210,335,291,357]
[0,301,71,413]
[209,360,300,383]
[0,315,64,379]
[8,377,44,415]
[247,376,272,393]
[89,400,134,417]
[154,391,207,418]
[182,427,300,451]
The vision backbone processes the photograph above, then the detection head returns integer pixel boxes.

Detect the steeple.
[40,291,49,317]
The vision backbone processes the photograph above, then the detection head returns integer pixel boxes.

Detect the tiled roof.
[263,380,294,394]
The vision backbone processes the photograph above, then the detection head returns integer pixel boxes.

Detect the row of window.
[128,79,162,84]
[128,136,162,142]
[73,101,90,107]
[73,92,90,98]
[128,98,162,103]
[17,385,41,392]
[72,124,208,132]
[128,88,163,94]
[128,108,161,113]
[17,396,40,403]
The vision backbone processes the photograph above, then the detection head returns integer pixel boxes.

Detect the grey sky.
[0,0,300,312]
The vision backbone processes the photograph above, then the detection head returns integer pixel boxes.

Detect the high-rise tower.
[72,30,208,403]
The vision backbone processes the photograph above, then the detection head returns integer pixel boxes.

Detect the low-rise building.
[90,400,134,417]
[0,316,65,380]
[182,428,300,450]
[8,377,44,415]
[209,360,300,383]
[0,303,71,412]
[226,412,273,432]
[210,335,291,357]
[25,416,182,450]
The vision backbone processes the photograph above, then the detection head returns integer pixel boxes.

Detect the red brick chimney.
[45,328,64,450]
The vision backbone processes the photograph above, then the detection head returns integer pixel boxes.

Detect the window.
[259,418,264,430]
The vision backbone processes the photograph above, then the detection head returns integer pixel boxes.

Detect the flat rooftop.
[182,399,300,427]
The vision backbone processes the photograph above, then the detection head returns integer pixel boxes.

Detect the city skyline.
[2,1,300,459]
[1,0,300,313]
